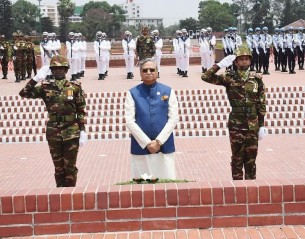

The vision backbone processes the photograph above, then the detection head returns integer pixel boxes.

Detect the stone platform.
[0,64,305,237]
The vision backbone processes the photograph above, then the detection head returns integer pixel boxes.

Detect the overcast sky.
[30,0,232,26]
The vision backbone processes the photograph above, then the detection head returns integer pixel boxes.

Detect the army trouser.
[1,57,9,76]
[48,138,79,187]
[26,55,33,76]
[229,129,258,180]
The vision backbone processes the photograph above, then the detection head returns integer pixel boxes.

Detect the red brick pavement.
[6,226,305,238]
[1,63,305,238]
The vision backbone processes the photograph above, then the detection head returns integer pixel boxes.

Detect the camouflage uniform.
[25,36,36,78]
[13,33,27,82]
[0,35,10,79]
[202,58,266,180]
[136,27,156,60]
[19,55,86,187]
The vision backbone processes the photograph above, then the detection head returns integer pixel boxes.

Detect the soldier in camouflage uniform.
[136,26,156,60]
[19,55,87,187]
[25,35,36,79]
[0,34,10,79]
[201,47,267,180]
[12,32,27,82]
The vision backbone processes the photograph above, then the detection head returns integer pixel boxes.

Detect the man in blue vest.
[124,58,179,179]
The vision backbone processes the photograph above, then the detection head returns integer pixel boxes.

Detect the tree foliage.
[198,0,235,32]
[12,0,39,35]
[57,0,75,42]
[179,18,199,31]
[0,0,13,38]
[41,17,54,33]
[81,1,125,39]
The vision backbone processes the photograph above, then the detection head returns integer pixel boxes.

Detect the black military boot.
[70,74,76,81]
[15,76,20,83]
[2,74,8,79]
[182,71,188,77]
[81,71,84,77]
[21,75,26,80]
[26,74,31,79]
[54,172,66,187]
[202,67,205,73]
[105,70,108,76]
[127,72,131,79]
[76,73,80,79]
[100,74,105,80]
[177,68,180,74]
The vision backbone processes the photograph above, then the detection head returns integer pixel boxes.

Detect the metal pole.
[38,0,42,35]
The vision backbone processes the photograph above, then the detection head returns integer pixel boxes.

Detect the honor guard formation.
[1,25,304,83]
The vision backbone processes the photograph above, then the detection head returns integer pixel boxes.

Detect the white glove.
[216,55,236,69]
[0,46,4,50]
[79,131,88,147]
[13,46,17,50]
[13,56,16,61]
[33,65,49,82]
[258,127,267,141]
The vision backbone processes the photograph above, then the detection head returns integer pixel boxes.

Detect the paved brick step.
[1,126,305,143]
[1,86,304,102]
[2,97,305,114]
[1,89,305,107]
[2,118,305,137]
[1,104,305,121]
[2,111,305,127]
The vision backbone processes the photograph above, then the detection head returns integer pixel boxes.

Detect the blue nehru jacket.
[129,82,175,155]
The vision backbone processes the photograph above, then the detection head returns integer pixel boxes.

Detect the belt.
[49,114,76,123]
[231,106,256,114]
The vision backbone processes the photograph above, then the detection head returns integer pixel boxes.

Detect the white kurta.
[124,88,179,179]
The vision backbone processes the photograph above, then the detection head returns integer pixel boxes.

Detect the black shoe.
[177,68,180,74]
[289,71,296,74]
[15,76,20,83]
[81,71,84,77]
[131,72,134,78]
[76,73,81,79]
[127,73,131,79]
[101,74,105,80]
[105,71,108,76]
[98,74,102,80]
[26,74,31,79]
[182,71,188,77]
[70,74,77,81]
[2,75,7,79]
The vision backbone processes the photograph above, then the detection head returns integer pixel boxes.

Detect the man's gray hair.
[139,58,156,71]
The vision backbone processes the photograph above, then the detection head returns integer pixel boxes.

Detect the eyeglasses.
[142,68,156,73]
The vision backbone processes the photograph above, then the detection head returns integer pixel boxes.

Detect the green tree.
[41,17,54,33]
[12,0,39,35]
[109,4,126,38]
[251,0,272,28]
[57,0,75,42]
[81,0,111,17]
[81,1,125,38]
[198,0,235,31]
[82,8,113,41]
[179,17,198,32]
[0,0,13,38]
